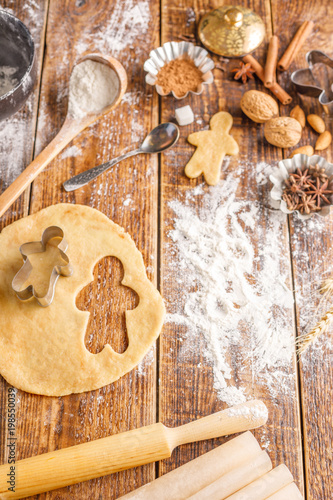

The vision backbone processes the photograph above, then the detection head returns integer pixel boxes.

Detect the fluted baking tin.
[144,41,214,99]
[269,154,333,220]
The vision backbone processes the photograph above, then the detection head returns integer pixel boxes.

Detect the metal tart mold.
[269,154,333,220]
[144,41,214,99]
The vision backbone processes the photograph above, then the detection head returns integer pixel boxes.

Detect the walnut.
[240,90,279,123]
[264,117,302,148]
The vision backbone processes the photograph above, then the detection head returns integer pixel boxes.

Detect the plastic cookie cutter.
[12,226,73,307]
[291,50,333,114]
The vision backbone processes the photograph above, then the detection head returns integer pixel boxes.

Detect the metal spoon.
[63,122,179,192]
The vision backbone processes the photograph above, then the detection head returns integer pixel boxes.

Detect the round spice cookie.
[0,204,165,396]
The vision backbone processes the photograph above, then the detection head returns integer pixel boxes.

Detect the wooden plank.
[270,1,333,498]
[159,0,304,495]
[0,0,48,227]
[1,0,160,498]
[0,0,48,480]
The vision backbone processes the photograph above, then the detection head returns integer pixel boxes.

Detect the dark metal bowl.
[0,9,36,121]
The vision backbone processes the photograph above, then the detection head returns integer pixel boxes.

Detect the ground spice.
[156,57,203,97]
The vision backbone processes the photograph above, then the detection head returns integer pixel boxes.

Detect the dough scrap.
[185,111,239,186]
[0,204,165,396]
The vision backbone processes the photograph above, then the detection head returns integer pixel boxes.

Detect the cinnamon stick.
[243,54,292,105]
[264,35,279,87]
[278,21,314,71]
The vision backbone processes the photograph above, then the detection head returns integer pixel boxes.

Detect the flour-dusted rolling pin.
[0,400,267,499]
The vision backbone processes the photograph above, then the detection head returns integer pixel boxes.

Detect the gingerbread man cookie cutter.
[12,226,73,307]
[291,50,333,115]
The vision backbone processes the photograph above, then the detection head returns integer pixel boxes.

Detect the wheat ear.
[296,306,333,355]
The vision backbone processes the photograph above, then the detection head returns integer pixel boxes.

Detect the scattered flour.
[123,196,132,207]
[292,217,333,361]
[0,3,46,189]
[60,145,82,160]
[136,347,155,376]
[186,7,196,26]
[255,161,275,185]
[166,171,295,406]
[0,117,32,188]
[227,403,269,421]
[122,91,148,106]
[75,0,150,56]
[68,59,119,119]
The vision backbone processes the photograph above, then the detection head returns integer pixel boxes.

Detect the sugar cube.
[175,105,194,126]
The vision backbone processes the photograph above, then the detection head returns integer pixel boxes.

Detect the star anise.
[231,62,255,83]
[307,177,333,208]
[281,165,333,214]
[282,192,299,210]
[309,164,328,183]
[284,176,305,197]
[297,196,321,215]
[290,168,312,188]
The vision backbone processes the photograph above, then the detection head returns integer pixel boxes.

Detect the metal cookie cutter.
[291,50,333,114]
[12,226,73,307]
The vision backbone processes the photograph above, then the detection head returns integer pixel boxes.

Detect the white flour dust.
[0,66,18,96]
[0,4,45,189]
[75,0,150,56]
[255,161,276,185]
[68,59,119,119]
[166,173,294,406]
[227,403,268,421]
[186,7,196,26]
[60,145,82,160]
[292,217,333,362]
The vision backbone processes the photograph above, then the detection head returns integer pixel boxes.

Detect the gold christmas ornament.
[198,6,265,58]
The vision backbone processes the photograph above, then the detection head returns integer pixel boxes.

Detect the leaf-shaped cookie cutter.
[12,226,73,307]
[291,50,333,114]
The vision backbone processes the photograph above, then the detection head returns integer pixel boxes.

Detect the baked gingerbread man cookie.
[185,111,239,185]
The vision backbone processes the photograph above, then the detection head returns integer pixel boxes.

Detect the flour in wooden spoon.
[166,173,294,406]
[68,59,119,119]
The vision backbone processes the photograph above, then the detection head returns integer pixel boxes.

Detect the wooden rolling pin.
[0,400,267,500]
[120,431,264,499]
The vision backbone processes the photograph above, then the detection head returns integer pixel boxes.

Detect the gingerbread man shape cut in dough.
[0,204,165,396]
[185,111,239,186]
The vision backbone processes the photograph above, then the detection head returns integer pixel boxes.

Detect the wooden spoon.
[0,53,127,219]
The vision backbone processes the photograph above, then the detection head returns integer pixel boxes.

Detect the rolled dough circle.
[0,204,165,396]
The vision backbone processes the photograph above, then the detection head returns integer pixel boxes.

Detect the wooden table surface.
[0,0,332,499]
